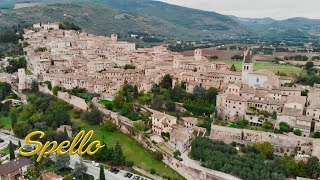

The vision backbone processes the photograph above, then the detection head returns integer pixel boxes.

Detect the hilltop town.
[0,22,320,180]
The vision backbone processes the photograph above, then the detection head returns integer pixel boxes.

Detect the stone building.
[210,125,320,159]
[0,157,33,180]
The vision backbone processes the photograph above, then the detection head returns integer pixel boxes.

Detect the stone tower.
[194,48,202,61]
[242,48,253,84]
[111,34,118,43]
[18,68,26,90]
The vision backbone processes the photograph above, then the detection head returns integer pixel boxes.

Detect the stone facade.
[210,125,320,159]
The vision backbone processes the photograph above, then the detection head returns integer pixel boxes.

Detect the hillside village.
[0,22,320,179]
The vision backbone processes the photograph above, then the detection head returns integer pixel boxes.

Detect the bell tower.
[194,48,202,61]
[111,34,118,43]
[242,48,253,84]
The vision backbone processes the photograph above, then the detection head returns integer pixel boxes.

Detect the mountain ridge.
[0,0,319,40]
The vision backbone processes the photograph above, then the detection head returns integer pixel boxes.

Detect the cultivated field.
[219,60,305,76]
[287,60,320,65]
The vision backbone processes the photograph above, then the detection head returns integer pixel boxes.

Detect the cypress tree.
[9,141,15,160]
[64,126,68,139]
[99,165,106,180]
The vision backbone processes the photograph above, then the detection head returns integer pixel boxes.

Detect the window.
[256,78,259,83]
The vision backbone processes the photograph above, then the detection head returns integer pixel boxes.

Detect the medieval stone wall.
[57,91,88,111]
[38,84,88,111]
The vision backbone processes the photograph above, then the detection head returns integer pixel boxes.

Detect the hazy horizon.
[158,0,320,20]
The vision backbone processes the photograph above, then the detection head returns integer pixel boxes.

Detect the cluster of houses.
[0,156,63,180]
[216,49,320,137]
[12,23,320,160]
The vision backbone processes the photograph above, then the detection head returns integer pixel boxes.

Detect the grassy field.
[0,114,11,129]
[219,60,305,76]
[157,143,174,156]
[72,119,184,180]
[99,100,113,106]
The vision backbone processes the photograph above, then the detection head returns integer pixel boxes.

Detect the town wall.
[38,84,53,95]
[92,101,133,134]
[57,91,88,111]
[38,84,88,110]
[210,124,320,159]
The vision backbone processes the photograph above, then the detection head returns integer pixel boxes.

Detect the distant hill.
[230,16,320,40]
[1,0,320,41]
[0,0,250,40]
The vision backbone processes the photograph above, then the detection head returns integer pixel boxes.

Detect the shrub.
[279,122,291,133]
[150,168,156,174]
[125,161,134,167]
[153,151,163,161]
[262,121,273,130]
[104,120,117,132]
[237,120,249,128]
[293,129,302,136]
[314,132,320,138]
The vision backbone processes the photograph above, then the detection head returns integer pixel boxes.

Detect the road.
[0,132,131,180]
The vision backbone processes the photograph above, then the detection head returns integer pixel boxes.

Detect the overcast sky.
[158,0,320,20]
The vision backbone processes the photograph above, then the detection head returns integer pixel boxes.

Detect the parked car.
[127,173,133,178]
[91,161,99,167]
[132,176,140,180]
[176,157,183,161]
[113,169,120,174]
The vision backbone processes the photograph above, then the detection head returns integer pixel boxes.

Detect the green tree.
[104,120,117,132]
[306,157,319,178]
[99,165,106,180]
[306,61,314,70]
[262,121,273,130]
[124,64,136,70]
[193,85,206,100]
[171,83,186,102]
[153,151,163,161]
[237,120,249,128]
[13,121,32,138]
[206,87,219,104]
[112,141,125,166]
[133,85,139,98]
[18,141,22,148]
[56,154,70,171]
[114,94,125,108]
[9,107,18,128]
[30,81,39,92]
[210,55,219,60]
[150,168,156,174]
[254,142,274,159]
[44,81,52,90]
[173,150,181,158]
[133,120,145,134]
[52,86,61,96]
[230,64,237,71]
[64,127,68,139]
[314,132,320,138]
[73,158,87,178]
[160,74,173,90]
[81,108,103,125]
[279,122,291,133]
[165,100,176,112]
[293,129,302,136]
[8,141,15,160]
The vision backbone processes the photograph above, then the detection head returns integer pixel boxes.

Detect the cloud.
[158,0,320,20]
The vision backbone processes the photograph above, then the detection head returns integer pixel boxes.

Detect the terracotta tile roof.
[0,157,32,175]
